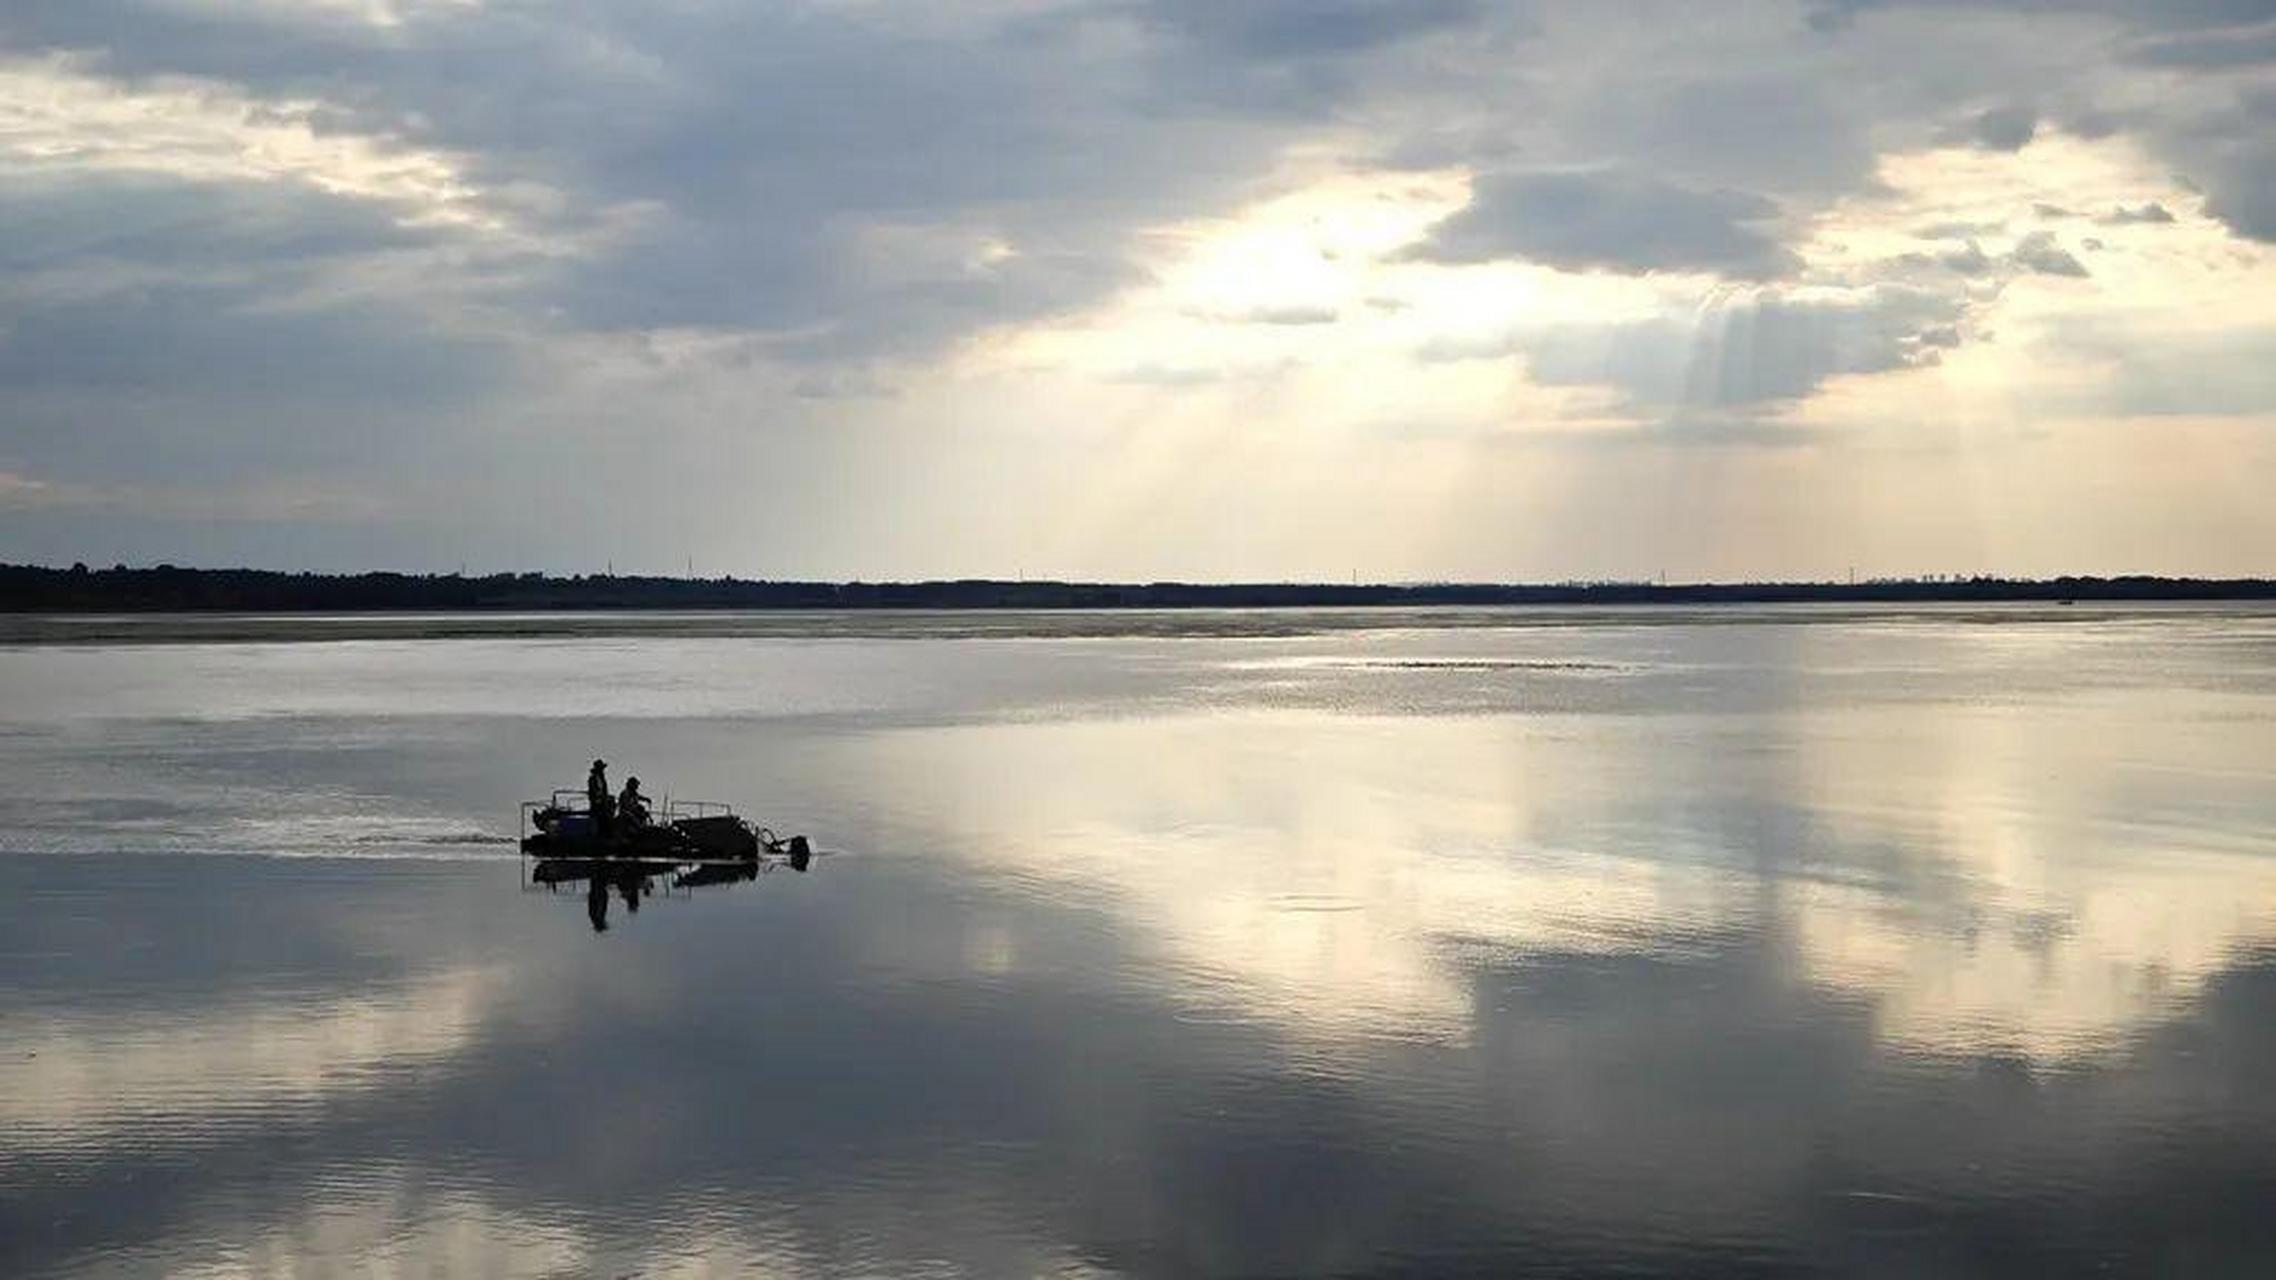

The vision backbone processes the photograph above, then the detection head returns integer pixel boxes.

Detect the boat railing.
[520,789,594,842]
[518,790,743,845]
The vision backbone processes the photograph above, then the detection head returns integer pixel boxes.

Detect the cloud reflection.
[6,612,2276,1274]
[852,693,2276,1065]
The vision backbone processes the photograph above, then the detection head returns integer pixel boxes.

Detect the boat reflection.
[527,842,815,932]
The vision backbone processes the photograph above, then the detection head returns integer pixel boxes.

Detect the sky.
[1,0,2273,581]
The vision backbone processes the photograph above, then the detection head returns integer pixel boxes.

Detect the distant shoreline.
[5,563,2274,611]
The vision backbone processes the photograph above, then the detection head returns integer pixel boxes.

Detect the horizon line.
[7,562,2274,591]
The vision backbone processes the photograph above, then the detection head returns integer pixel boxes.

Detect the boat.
[526,855,688,885]
[520,789,809,864]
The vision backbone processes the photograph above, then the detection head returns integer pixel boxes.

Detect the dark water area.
[5,607,2276,1276]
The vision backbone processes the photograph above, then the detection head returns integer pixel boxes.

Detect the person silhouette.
[586,873,609,932]
[587,759,615,838]
[618,776,650,832]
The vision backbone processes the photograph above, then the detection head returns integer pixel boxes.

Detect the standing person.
[587,758,615,837]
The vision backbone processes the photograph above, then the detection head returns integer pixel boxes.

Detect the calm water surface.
[4,606,2275,1276]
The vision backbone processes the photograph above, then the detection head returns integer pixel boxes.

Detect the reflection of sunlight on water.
[6,610,2276,1276]
[859,698,2276,1062]
[1,966,505,1158]
[125,1179,1109,1280]
[1786,695,2276,1059]
[151,1180,589,1280]
[863,713,1758,1044]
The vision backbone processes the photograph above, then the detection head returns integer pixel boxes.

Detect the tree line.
[4,562,2273,611]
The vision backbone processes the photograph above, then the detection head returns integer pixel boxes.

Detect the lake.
[5,605,2275,1277]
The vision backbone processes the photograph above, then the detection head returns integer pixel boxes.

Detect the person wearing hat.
[587,758,616,838]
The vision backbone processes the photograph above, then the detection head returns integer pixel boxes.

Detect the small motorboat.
[520,790,809,864]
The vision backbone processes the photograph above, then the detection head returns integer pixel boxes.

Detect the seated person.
[617,777,650,831]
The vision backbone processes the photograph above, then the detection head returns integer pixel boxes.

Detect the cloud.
[1195,303,1340,326]
[1537,286,1965,407]
[1556,68,1879,202]
[1915,219,2004,239]
[1131,0,1483,60]
[1405,169,1799,280]
[2099,201,2177,224]
[2058,322,2276,417]
[2008,229,2091,276]
[0,470,52,506]
[0,55,512,235]
[1102,362,1229,387]
[2130,19,2276,68]
[1420,284,1968,414]
[1937,240,1997,275]
[0,0,2273,572]
[2163,91,2276,243]
[1968,104,2039,151]
[0,6,1319,363]
[1810,0,2276,37]
[1792,1,2276,248]
[0,282,507,401]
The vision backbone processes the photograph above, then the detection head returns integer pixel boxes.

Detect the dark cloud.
[1424,286,1967,412]
[1939,240,1997,275]
[2166,91,2276,242]
[1406,169,1799,280]
[0,285,504,403]
[0,2,1312,362]
[0,0,2255,380]
[1810,0,2276,36]
[1969,104,2040,151]
[2099,201,2177,224]
[2129,18,2276,66]
[1526,286,1963,406]
[1792,1,2276,246]
[1568,71,1877,198]
[1130,0,1483,59]
[0,175,435,276]
[2010,230,2092,276]
[1916,219,2004,239]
